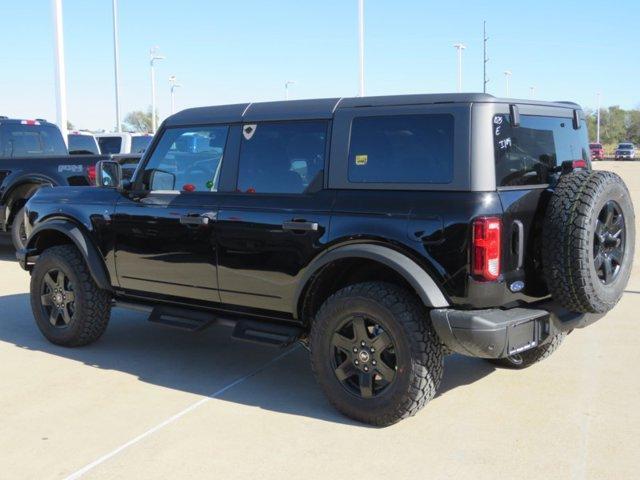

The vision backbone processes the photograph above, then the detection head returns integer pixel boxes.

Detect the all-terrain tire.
[543,170,635,313]
[488,332,567,369]
[10,206,27,251]
[309,282,443,427]
[30,245,112,347]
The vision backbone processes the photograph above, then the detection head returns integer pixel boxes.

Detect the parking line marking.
[64,346,298,480]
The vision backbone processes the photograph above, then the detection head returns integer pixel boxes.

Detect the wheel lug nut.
[361,341,365,346]
[372,360,377,365]
[370,348,375,353]
[353,347,358,353]
[364,366,369,372]
[355,360,359,365]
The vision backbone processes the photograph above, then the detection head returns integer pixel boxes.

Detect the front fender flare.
[25,220,112,291]
[294,244,450,315]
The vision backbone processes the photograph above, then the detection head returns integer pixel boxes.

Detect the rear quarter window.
[347,114,454,184]
[494,114,589,187]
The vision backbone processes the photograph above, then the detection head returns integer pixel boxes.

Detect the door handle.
[180,212,217,226]
[282,220,319,232]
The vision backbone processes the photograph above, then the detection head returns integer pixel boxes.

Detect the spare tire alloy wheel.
[331,315,397,398]
[594,201,625,285]
[40,269,76,328]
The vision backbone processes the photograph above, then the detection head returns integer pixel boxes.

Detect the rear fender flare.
[294,244,449,316]
[26,220,112,291]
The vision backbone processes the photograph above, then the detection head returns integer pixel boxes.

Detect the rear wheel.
[10,207,27,251]
[30,245,112,347]
[310,282,443,427]
[488,333,566,369]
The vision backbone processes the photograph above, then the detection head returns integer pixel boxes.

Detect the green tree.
[122,107,157,133]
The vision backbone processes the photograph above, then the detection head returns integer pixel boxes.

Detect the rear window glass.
[493,114,589,187]
[98,137,122,154]
[131,136,152,153]
[348,114,454,184]
[68,134,99,155]
[1,124,67,158]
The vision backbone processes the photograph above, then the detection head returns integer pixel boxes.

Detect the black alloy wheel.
[40,268,76,328]
[330,315,397,399]
[594,200,625,285]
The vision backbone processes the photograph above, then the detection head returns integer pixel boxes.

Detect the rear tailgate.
[492,108,591,300]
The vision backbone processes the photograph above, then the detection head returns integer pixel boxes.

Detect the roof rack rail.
[35,118,47,122]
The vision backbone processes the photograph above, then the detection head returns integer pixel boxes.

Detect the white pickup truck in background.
[95,132,153,154]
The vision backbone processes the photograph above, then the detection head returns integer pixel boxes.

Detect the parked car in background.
[17,94,635,426]
[589,142,604,160]
[615,142,636,160]
[68,131,100,155]
[0,117,108,250]
[96,132,153,155]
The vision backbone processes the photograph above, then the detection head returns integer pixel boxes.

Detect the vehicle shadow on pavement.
[0,292,495,426]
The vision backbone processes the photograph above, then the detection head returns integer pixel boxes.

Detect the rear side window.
[347,114,454,184]
[1,125,67,157]
[98,137,122,154]
[237,121,327,194]
[494,114,589,187]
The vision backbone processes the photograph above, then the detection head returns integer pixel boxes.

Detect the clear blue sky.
[1,0,638,130]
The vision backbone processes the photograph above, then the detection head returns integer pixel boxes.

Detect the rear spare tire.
[543,170,635,313]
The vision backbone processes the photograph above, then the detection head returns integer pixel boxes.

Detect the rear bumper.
[431,301,605,359]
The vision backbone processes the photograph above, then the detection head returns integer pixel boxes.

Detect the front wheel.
[310,282,443,427]
[30,245,112,347]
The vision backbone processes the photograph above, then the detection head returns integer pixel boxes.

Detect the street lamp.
[149,46,165,133]
[504,70,512,97]
[596,92,601,144]
[529,86,536,99]
[453,43,466,92]
[284,80,296,100]
[358,0,365,97]
[112,0,121,132]
[51,0,68,144]
[169,76,182,114]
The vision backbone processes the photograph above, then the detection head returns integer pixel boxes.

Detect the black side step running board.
[148,306,217,332]
[231,320,303,348]
[118,301,304,347]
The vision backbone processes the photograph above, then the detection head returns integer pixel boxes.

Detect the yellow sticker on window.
[355,154,368,166]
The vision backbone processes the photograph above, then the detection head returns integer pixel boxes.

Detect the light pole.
[169,76,181,114]
[453,43,466,92]
[596,92,601,144]
[529,86,536,99]
[149,46,164,133]
[504,70,512,97]
[112,0,121,132]
[52,0,68,145]
[284,80,295,100]
[358,0,365,97]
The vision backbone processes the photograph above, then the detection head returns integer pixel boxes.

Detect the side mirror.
[149,169,176,191]
[96,160,123,189]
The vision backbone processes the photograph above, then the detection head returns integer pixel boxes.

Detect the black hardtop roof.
[164,93,582,126]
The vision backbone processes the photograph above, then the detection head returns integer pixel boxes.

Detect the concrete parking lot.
[1,161,639,480]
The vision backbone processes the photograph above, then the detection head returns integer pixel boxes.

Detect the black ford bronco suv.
[18,94,635,426]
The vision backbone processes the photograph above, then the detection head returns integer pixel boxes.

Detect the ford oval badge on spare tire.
[509,281,525,292]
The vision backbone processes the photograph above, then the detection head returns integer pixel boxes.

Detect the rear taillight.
[572,159,587,169]
[87,165,96,185]
[472,217,501,281]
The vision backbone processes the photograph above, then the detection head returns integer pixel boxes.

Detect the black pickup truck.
[18,94,635,426]
[1,117,120,250]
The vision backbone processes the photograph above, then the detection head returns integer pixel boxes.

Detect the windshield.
[589,143,602,149]
[98,136,122,154]
[618,144,634,149]
[0,124,67,158]
[68,134,99,154]
[131,136,152,153]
